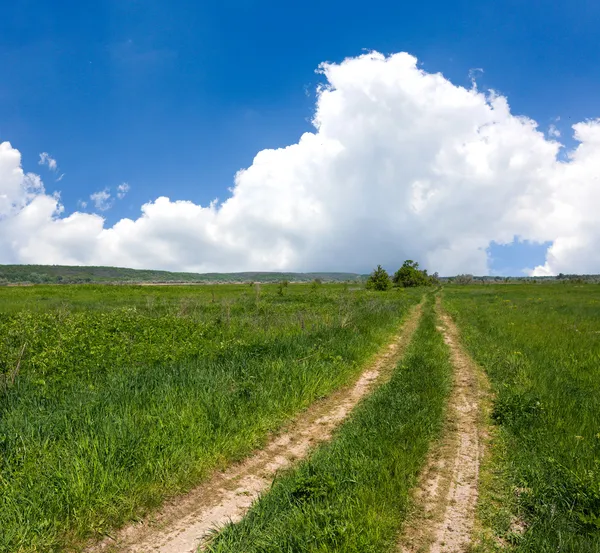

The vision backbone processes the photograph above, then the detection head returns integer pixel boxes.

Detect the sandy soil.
[399,297,485,553]
[86,302,423,553]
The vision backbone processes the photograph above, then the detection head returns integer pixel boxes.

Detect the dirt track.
[87,302,423,553]
[399,297,485,553]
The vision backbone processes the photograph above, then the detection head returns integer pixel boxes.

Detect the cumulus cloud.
[38,152,58,171]
[89,183,128,211]
[117,182,130,199]
[90,189,113,211]
[548,124,561,138]
[1,51,600,275]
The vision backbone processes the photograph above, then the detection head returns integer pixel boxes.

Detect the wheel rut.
[86,302,424,553]
[399,296,486,553]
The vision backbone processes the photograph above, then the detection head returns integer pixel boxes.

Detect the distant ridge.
[2,264,597,285]
[0,265,366,285]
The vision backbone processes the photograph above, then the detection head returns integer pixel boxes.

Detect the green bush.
[393,260,436,288]
[366,265,392,291]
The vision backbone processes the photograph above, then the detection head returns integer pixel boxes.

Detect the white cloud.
[548,124,561,138]
[0,142,44,218]
[468,67,484,88]
[1,51,600,275]
[117,182,130,199]
[38,152,58,171]
[90,189,112,211]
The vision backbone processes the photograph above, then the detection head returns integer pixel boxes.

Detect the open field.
[198,283,600,552]
[206,293,452,552]
[444,284,600,552]
[85,298,425,553]
[0,283,421,552]
[2,281,599,553]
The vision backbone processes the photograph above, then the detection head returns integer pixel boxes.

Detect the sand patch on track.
[86,302,424,553]
[399,296,486,553]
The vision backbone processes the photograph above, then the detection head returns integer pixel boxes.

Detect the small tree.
[366,265,392,291]
[393,260,429,288]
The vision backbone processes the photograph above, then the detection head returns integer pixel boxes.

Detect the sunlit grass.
[206,293,452,552]
[0,284,421,552]
[444,284,600,552]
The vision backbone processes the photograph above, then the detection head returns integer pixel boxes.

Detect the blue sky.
[1,0,599,275]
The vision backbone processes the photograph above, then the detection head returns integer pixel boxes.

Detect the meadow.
[199,282,600,552]
[444,284,600,552]
[2,280,599,553]
[206,293,452,552]
[0,283,421,552]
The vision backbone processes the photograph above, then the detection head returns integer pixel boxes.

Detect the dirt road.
[88,302,424,553]
[399,297,486,553]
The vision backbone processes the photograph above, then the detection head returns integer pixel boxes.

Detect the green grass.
[443,284,600,552]
[206,293,452,553]
[0,282,272,312]
[0,284,421,552]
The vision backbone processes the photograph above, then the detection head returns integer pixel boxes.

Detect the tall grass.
[207,293,452,552]
[444,284,600,552]
[0,284,421,552]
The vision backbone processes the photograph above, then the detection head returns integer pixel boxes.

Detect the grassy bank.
[444,284,600,552]
[206,293,452,552]
[0,284,421,552]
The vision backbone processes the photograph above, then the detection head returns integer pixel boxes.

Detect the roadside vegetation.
[444,284,600,552]
[206,293,452,552]
[0,283,421,552]
[3,274,598,553]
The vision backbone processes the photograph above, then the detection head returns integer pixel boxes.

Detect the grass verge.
[444,284,600,552]
[206,293,452,553]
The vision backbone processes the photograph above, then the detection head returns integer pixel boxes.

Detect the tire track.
[87,302,424,553]
[399,296,485,553]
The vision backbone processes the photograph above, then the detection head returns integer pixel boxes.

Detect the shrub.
[366,265,392,291]
[393,260,436,288]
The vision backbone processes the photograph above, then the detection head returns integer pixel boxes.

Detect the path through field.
[87,303,423,553]
[399,297,486,553]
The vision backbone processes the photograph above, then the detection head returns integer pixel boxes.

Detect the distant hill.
[0,265,366,285]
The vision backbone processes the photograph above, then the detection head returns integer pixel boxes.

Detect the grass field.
[444,284,600,552]
[206,293,452,552]
[2,280,599,553]
[0,283,421,552]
